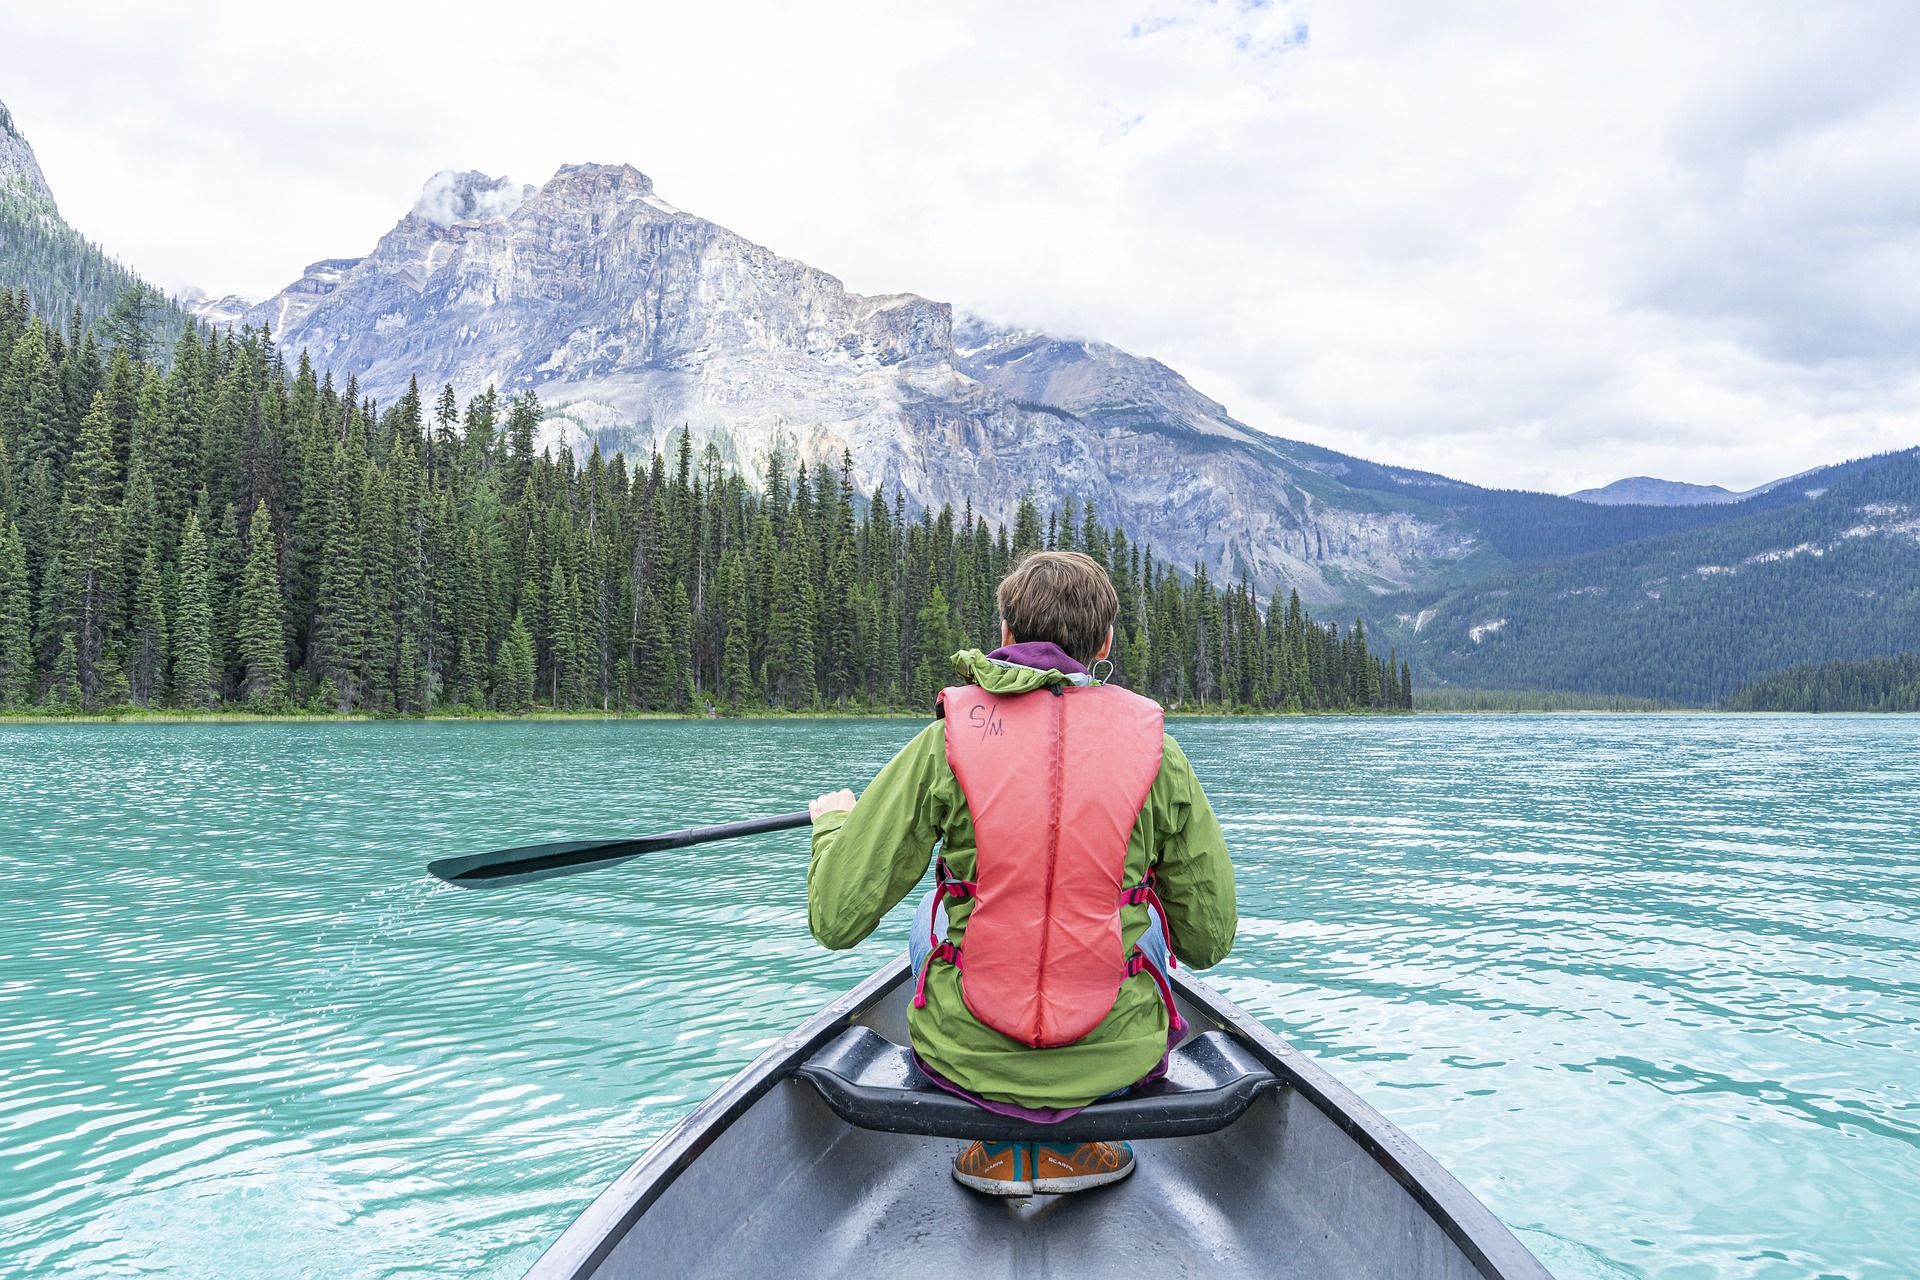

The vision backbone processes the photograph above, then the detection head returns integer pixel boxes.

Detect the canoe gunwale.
[525,955,1548,1280]
[1175,974,1551,1280]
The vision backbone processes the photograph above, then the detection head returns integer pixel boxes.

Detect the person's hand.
[809,789,857,821]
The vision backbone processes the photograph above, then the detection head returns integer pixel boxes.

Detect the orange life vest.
[922,680,1170,1048]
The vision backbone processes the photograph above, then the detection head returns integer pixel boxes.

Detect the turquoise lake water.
[1,716,1916,1278]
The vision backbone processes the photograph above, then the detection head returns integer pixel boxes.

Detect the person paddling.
[808,550,1237,1196]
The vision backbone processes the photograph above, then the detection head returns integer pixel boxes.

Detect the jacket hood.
[950,645,1092,695]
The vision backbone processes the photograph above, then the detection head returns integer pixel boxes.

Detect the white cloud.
[2,0,1915,493]
[410,171,530,229]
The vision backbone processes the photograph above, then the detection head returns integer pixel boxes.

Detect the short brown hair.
[996,551,1119,665]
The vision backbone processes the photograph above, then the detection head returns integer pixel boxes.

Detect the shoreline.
[0,709,1414,725]
[0,707,1905,725]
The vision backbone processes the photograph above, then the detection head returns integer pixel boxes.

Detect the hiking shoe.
[952,1140,1034,1196]
[1032,1141,1136,1194]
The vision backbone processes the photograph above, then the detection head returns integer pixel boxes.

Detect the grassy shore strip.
[0,704,1419,724]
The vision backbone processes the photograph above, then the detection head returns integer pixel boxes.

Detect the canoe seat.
[793,1026,1279,1142]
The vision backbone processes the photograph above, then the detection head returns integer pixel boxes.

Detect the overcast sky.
[5,1,1917,493]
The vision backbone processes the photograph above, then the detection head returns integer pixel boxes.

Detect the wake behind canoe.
[529,956,1549,1279]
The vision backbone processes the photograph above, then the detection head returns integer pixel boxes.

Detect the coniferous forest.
[0,289,1412,717]
[1723,653,1920,713]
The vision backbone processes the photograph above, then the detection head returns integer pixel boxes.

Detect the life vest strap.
[912,940,964,1009]
[1128,950,1187,1037]
[1119,871,1178,970]
[925,857,978,953]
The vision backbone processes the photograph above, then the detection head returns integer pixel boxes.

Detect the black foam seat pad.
[793,1026,1279,1142]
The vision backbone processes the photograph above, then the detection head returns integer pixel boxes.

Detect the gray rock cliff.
[0,100,57,206]
[238,163,1471,603]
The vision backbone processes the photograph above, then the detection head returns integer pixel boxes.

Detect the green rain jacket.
[807,650,1237,1110]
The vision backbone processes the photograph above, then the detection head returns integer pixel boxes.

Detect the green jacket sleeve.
[1150,734,1237,969]
[807,722,950,950]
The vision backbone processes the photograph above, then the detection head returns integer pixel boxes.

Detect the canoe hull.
[529,957,1548,1280]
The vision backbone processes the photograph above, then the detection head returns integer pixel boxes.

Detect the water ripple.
[1,716,1917,1278]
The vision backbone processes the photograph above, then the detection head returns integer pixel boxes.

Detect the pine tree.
[0,520,32,707]
[312,447,369,710]
[822,535,858,705]
[0,425,14,527]
[763,528,819,709]
[45,631,79,712]
[1012,494,1043,558]
[664,580,693,710]
[12,323,73,474]
[548,557,585,709]
[59,393,123,707]
[452,525,491,707]
[356,460,397,708]
[635,586,672,709]
[494,610,536,713]
[126,545,168,706]
[717,551,756,708]
[171,511,214,709]
[202,495,241,698]
[909,586,959,710]
[236,501,286,705]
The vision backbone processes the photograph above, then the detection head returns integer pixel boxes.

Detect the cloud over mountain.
[6,2,1916,492]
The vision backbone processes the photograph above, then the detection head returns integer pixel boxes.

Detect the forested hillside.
[1,105,186,360]
[1393,452,1920,704]
[0,291,1410,716]
[1725,654,1920,712]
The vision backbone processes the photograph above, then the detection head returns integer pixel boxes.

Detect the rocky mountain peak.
[0,97,57,208]
[230,158,1478,602]
[546,162,656,197]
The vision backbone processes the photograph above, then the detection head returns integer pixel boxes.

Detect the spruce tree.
[356,462,398,709]
[127,545,168,706]
[45,631,79,712]
[494,611,536,712]
[822,537,858,705]
[0,521,32,706]
[59,393,123,707]
[548,557,582,709]
[172,511,214,708]
[12,323,72,474]
[1012,494,1043,558]
[909,586,958,710]
[717,552,756,708]
[634,586,668,709]
[312,448,369,710]
[764,530,818,709]
[237,502,286,705]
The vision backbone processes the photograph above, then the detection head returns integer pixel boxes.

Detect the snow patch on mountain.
[1841,503,1920,541]
[1746,543,1824,565]
[179,288,254,326]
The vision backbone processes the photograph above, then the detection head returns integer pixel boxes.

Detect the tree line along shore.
[0,290,1413,718]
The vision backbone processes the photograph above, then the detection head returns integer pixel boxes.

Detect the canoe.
[528,955,1550,1279]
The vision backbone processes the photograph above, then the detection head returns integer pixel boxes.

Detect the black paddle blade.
[428,810,814,888]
